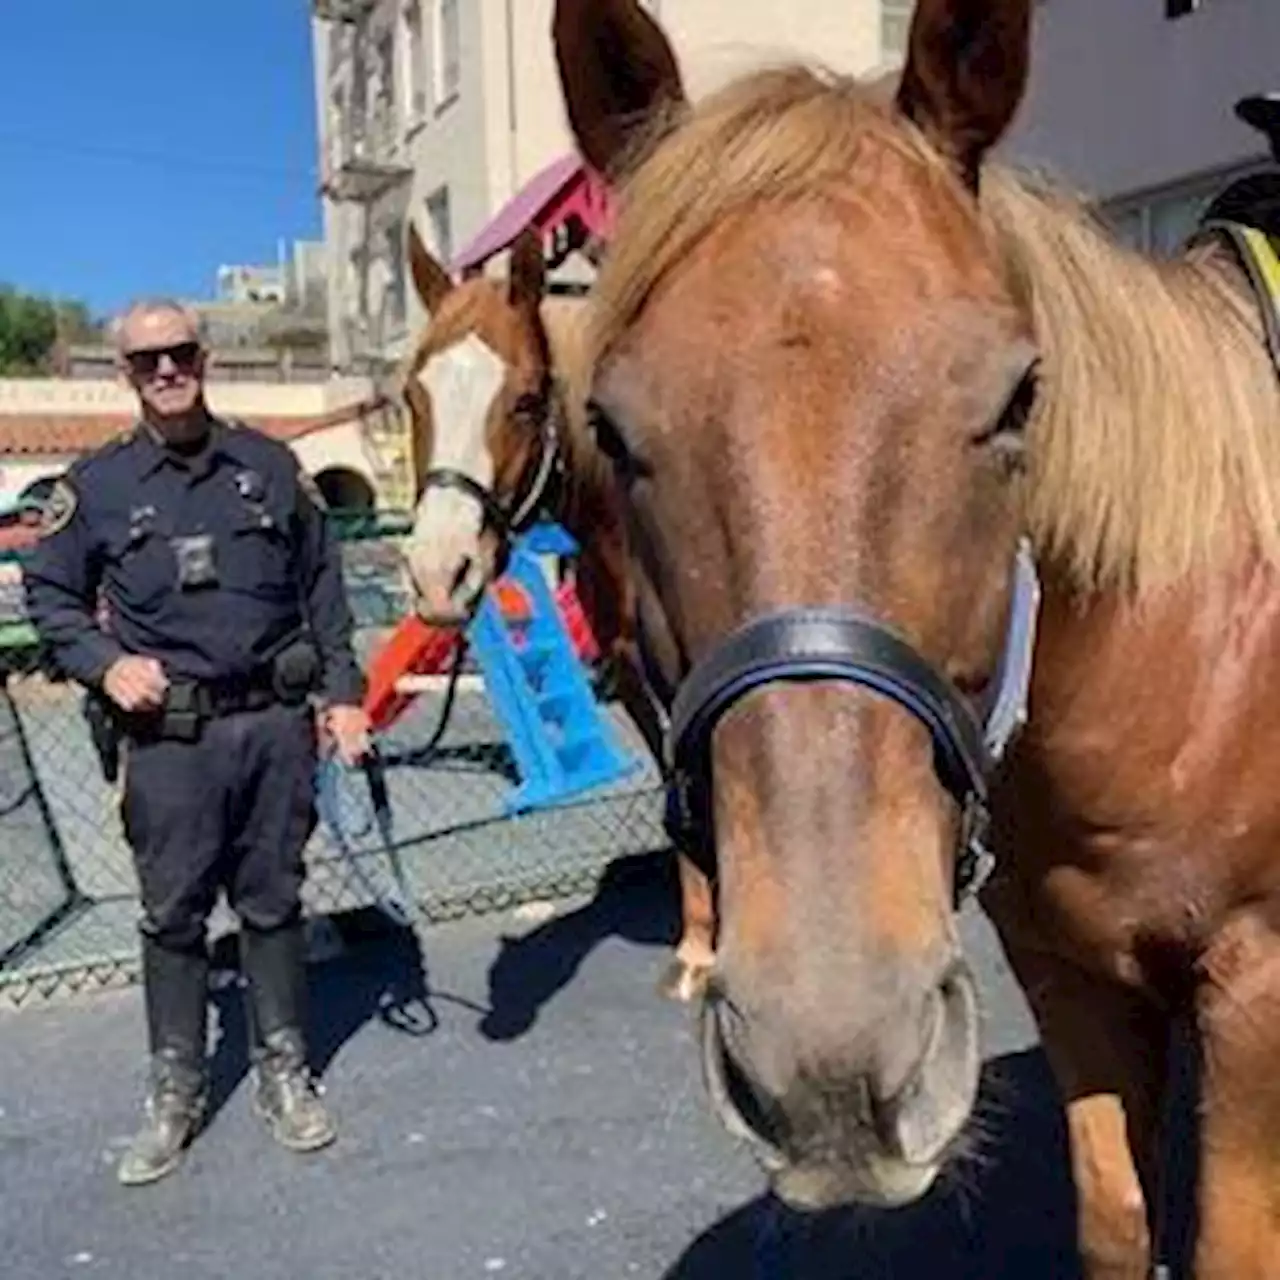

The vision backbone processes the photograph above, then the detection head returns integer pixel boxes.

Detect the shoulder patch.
[299,469,328,511]
[37,478,79,538]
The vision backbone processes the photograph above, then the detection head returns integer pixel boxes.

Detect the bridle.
[416,371,565,561]
[586,386,1041,908]
[660,541,1041,907]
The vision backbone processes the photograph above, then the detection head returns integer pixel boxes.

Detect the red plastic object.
[363,614,461,731]
[362,578,601,733]
[492,579,533,622]
[555,580,601,664]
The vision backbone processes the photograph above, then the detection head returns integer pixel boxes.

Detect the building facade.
[310,0,910,371]
[218,240,329,311]
[1006,0,1280,254]
[65,243,335,384]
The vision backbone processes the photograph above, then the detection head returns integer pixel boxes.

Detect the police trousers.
[123,703,317,951]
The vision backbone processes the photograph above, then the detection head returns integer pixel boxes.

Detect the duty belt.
[129,670,281,743]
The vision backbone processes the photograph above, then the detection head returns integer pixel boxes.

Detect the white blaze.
[409,333,507,601]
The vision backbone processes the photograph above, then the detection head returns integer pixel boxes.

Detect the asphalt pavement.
[0,852,1098,1280]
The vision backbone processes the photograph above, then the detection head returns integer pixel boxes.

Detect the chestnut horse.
[550,0,1280,1275]
[396,226,716,1005]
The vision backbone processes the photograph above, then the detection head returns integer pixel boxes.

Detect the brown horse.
[396,225,717,1005]
[552,0,1280,1274]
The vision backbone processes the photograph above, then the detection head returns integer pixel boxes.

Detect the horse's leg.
[659,854,716,1004]
[609,652,716,1003]
[1000,943,1168,1280]
[1190,919,1280,1279]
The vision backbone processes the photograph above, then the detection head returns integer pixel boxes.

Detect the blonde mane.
[583,61,1280,597]
[982,171,1280,594]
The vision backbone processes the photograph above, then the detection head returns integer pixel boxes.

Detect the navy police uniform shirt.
[23,417,365,705]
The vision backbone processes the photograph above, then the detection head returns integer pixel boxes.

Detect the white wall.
[0,376,374,419]
[316,0,896,368]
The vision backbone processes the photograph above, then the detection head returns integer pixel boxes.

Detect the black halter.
[417,372,564,549]
[662,541,1040,906]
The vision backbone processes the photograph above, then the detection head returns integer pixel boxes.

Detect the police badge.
[170,533,219,590]
[37,479,78,539]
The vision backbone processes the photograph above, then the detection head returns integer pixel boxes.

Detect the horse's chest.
[993,787,1280,1000]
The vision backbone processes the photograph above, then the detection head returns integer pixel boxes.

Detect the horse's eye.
[589,403,627,461]
[589,402,653,483]
[973,361,1037,478]
[989,362,1038,441]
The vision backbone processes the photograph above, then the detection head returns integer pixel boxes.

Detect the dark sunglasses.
[124,341,202,377]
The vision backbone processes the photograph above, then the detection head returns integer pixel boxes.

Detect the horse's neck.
[539,294,622,543]
[552,384,620,546]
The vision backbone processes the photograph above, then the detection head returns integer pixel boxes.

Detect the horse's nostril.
[450,557,474,598]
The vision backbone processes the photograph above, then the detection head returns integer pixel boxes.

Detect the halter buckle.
[955,794,995,904]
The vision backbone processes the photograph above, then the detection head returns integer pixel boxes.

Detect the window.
[1102,173,1233,258]
[1166,0,1201,17]
[374,28,395,110]
[880,0,914,58]
[1107,208,1146,251]
[328,84,348,166]
[426,187,452,268]
[402,0,426,123]
[434,0,460,106]
[1148,190,1212,256]
[384,219,407,328]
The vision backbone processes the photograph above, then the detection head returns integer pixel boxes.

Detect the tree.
[54,299,100,345]
[0,286,99,375]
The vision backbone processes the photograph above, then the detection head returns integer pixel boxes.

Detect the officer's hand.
[102,656,169,712]
[325,704,372,766]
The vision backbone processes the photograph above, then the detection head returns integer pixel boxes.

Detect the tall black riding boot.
[240,923,336,1153]
[117,937,209,1187]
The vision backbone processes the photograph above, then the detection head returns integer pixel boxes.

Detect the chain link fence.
[0,532,671,1009]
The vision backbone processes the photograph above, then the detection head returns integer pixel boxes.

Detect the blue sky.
[0,1,321,318]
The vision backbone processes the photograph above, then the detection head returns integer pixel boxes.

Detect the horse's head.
[554,0,1037,1210]
[401,227,560,623]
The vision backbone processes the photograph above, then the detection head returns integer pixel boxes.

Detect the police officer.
[1198,96,1280,264]
[24,299,372,1186]
[1236,93,1280,162]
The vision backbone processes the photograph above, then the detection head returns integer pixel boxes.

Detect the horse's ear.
[552,0,687,179]
[508,230,546,313]
[408,222,454,313]
[895,0,1032,188]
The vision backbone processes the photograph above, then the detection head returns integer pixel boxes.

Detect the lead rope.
[314,636,470,1035]
[316,632,468,929]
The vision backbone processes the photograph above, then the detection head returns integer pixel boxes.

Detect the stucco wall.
[1005,0,1278,201]
[0,377,383,509]
[0,376,374,419]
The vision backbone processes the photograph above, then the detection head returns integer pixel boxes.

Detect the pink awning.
[451,154,615,273]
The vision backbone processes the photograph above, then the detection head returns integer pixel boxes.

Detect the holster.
[118,637,320,747]
[159,682,203,742]
[270,636,320,708]
[82,690,122,783]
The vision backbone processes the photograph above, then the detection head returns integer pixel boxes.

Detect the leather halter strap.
[662,540,1040,905]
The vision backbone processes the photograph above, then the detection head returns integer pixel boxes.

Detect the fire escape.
[314,0,416,511]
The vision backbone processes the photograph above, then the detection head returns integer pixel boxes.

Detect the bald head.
[112,298,202,355]
[113,297,209,438]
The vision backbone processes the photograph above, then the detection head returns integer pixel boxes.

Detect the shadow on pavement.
[663,1047,1083,1280]
[479,849,680,1043]
[203,909,440,1124]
